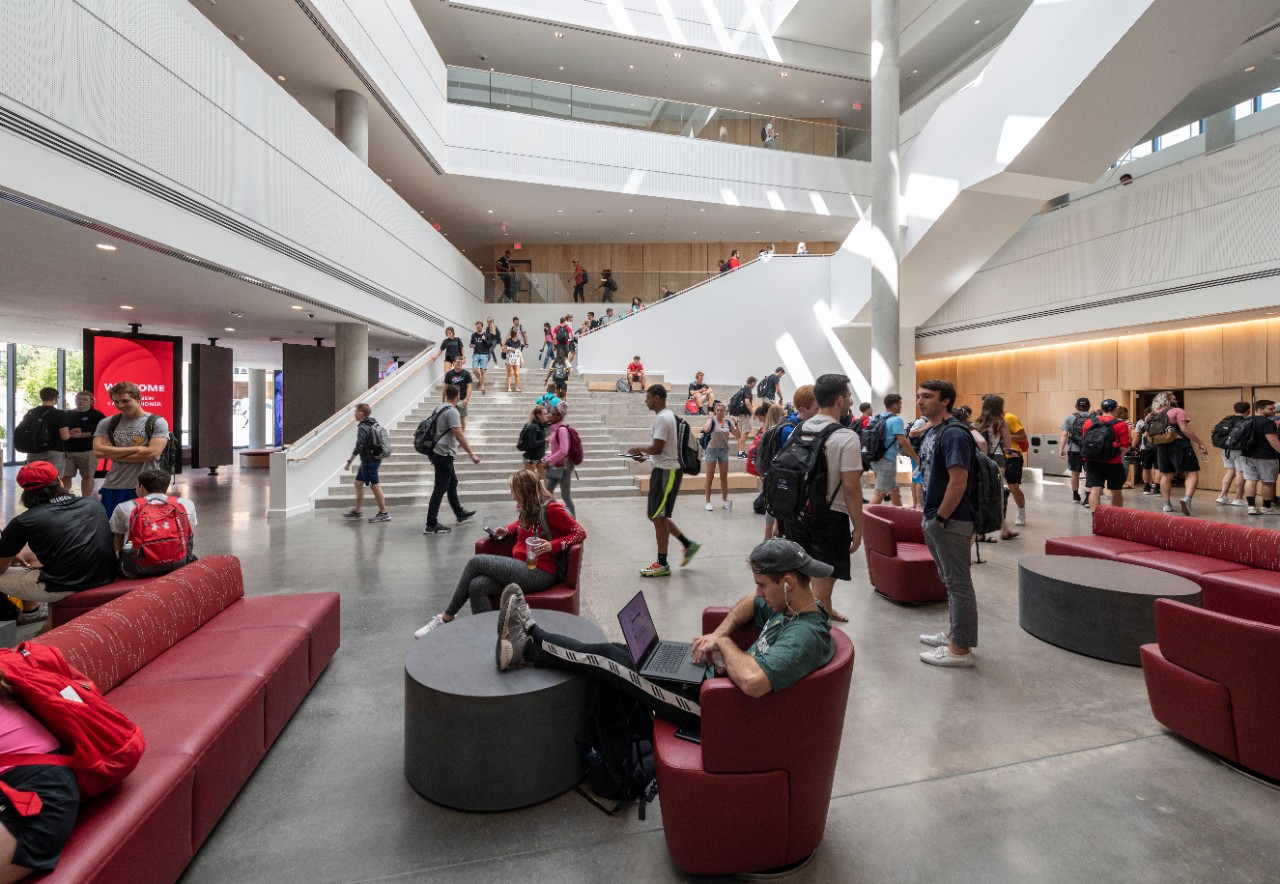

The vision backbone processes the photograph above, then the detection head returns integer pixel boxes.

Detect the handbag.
[546,465,566,480]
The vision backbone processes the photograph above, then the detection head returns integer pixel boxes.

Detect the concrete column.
[1204,107,1235,154]
[870,0,902,403]
[334,323,370,408]
[335,89,369,164]
[248,368,266,450]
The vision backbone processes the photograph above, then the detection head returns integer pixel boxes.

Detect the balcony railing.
[448,67,870,161]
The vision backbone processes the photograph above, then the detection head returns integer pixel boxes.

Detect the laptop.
[617,591,707,687]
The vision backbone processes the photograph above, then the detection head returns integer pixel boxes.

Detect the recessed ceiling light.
[224,327,236,332]
[559,66,564,71]
[291,305,305,310]
[554,31,563,38]
[1246,65,1257,72]
[672,52,682,58]
[629,64,635,69]
[820,99,826,103]
[488,209,494,213]
[89,327,100,331]
[557,209,563,213]
[385,178,392,182]
[96,243,116,251]
[276,74,286,81]
[120,305,133,310]
[629,208,634,212]
[974,19,980,24]
[913,69,918,74]
[229,311,244,318]
[779,72,788,78]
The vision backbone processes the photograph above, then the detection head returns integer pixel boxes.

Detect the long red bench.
[29,555,340,883]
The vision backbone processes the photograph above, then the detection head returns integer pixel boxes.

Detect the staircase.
[315,374,663,510]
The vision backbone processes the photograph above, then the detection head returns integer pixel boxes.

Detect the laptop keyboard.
[648,643,688,674]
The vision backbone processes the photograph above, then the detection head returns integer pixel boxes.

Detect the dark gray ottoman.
[404,609,606,811]
[1018,555,1200,665]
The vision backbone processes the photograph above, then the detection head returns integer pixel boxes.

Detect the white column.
[334,323,369,407]
[335,89,369,164]
[870,0,901,403]
[248,368,266,449]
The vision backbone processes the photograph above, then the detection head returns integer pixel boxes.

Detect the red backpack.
[565,425,584,466]
[122,496,194,578]
[0,643,145,800]
[684,399,700,415]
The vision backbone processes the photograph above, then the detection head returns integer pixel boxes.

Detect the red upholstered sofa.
[51,575,154,627]
[1044,507,1280,608]
[862,504,948,603]
[475,535,582,615]
[1140,594,1280,781]
[29,555,340,884]
[652,608,854,876]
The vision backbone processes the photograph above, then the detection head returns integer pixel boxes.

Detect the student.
[758,367,786,403]
[17,387,69,474]
[519,406,549,479]
[868,394,918,509]
[1059,397,1093,504]
[92,381,171,519]
[540,322,554,369]
[503,329,524,393]
[62,390,106,498]
[596,269,617,303]
[426,327,466,370]
[543,402,577,517]
[627,356,646,392]
[545,357,571,393]
[628,297,644,316]
[702,402,740,511]
[1080,399,1132,510]
[110,468,198,575]
[1149,391,1208,515]
[729,377,757,457]
[628,385,699,578]
[570,259,586,303]
[343,403,390,522]
[469,321,491,395]
[421,385,481,535]
[443,356,474,432]
[687,372,714,414]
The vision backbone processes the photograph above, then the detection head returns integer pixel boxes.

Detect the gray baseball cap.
[749,538,833,578]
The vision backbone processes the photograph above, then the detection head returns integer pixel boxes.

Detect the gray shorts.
[871,457,898,492]
[1240,457,1279,483]
[647,468,683,520]
[1221,450,1242,471]
[26,451,65,473]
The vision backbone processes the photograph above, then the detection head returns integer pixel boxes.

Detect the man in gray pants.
[915,380,978,668]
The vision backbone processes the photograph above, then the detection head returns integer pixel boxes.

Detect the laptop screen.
[618,591,658,664]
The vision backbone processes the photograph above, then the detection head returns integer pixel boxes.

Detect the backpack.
[575,681,656,819]
[728,386,750,417]
[684,398,701,415]
[367,420,392,459]
[1080,416,1118,462]
[756,378,770,398]
[413,406,448,456]
[13,407,55,454]
[760,125,768,143]
[605,278,618,292]
[938,420,1004,537]
[1224,416,1257,453]
[1211,415,1246,449]
[763,423,843,525]
[746,433,761,477]
[1067,412,1090,447]
[861,413,891,463]
[581,271,589,285]
[673,416,701,476]
[753,416,799,478]
[552,365,570,383]
[121,496,195,578]
[0,643,146,799]
[1144,410,1179,445]
[555,325,571,345]
[564,425,585,466]
[106,414,179,475]
[516,421,538,452]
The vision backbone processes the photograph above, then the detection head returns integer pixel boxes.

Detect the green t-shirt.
[746,597,834,692]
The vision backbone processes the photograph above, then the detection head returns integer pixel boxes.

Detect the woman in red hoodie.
[414,470,585,638]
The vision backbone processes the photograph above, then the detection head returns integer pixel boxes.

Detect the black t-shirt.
[0,496,117,591]
[26,406,68,452]
[470,332,489,355]
[445,368,473,399]
[1246,416,1280,460]
[65,407,107,453]
[440,337,465,362]
[688,382,709,398]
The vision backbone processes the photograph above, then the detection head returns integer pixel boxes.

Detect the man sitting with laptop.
[495,538,835,729]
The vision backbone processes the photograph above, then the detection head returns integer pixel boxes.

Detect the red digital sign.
[84,331,183,472]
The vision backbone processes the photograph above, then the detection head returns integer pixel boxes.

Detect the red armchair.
[475,535,582,615]
[1140,596,1280,780]
[862,504,948,603]
[652,607,854,876]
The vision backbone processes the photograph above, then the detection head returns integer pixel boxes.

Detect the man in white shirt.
[628,385,700,578]
[110,469,198,576]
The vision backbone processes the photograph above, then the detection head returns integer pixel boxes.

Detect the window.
[1156,122,1198,150]
[1235,99,1254,120]
[1259,89,1280,111]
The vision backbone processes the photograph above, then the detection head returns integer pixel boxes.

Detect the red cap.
[16,461,61,490]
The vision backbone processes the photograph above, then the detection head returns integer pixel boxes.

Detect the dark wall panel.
[368,357,378,390]
[190,344,233,468]
[282,344,336,445]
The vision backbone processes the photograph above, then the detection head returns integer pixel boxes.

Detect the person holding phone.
[413,470,585,638]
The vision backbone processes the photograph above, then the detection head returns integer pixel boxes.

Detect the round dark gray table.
[404,609,606,811]
[1018,555,1201,666]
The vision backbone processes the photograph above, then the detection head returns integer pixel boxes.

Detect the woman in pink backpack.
[544,402,579,517]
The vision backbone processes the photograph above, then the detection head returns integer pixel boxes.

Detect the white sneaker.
[1161,503,1176,513]
[723,499,732,511]
[1216,496,1229,505]
[1248,506,1260,515]
[1180,497,1193,516]
[919,632,949,647]
[705,502,714,511]
[414,614,447,639]
[1013,512,1026,527]
[1231,499,1249,507]
[920,645,974,667]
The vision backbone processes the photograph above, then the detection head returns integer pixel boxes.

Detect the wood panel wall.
[489,241,836,275]
[916,318,1280,439]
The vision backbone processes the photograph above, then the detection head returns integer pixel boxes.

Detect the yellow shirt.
[1005,413,1028,456]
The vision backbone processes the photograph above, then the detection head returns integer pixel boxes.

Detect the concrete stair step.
[316,483,641,509]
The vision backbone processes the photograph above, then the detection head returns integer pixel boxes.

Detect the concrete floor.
[3,461,1278,883]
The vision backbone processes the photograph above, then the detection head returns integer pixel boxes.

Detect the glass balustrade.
[449,67,869,161]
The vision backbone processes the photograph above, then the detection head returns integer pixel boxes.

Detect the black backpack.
[13,407,55,454]
[1224,417,1257,453]
[1080,417,1118,462]
[1068,412,1089,447]
[555,325,571,345]
[752,417,797,478]
[413,407,448,456]
[760,125,768,143]
[106,414,179,474]
[728,386,750,417]
[764,423,843,525]
[756,378,770,398]
[1211,415,1246,449]
[575,682,656,819]
[581,271,590,285]
[552,365,570,383]
[861,413,891,463]
[674,416,701,476]
[516,421,538,452]
[938,420,1003,537]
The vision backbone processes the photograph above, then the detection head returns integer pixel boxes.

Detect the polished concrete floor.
[2,462,1278,883]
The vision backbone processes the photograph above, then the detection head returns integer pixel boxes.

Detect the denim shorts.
[704,447,729,463]
[871,457,898,492]
[472,354,489,370]
[356,459,381,486]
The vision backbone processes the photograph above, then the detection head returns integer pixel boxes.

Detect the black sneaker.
[456,510,477,524]
[423,524,452,535]
[1072,492,1081,502]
